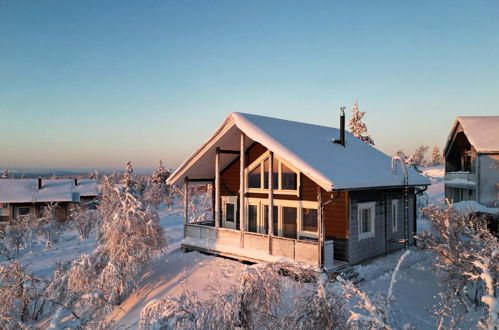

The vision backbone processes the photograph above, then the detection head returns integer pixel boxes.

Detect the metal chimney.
[38,177,42,189]
[332,106,346,147]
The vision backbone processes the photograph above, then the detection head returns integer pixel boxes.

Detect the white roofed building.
[444,116,499,208]
[168,112,430,269]
[0,178,98,224]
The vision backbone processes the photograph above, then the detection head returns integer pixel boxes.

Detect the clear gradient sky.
[1,1,498,171]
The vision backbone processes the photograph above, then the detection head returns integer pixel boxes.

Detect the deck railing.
[445,171,477,186]
[183,223,319,265]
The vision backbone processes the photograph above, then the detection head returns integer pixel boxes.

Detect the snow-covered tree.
[430,145,443,166]
[409,145,429,169]
[95,187,166,304]
[418,203,498,329]
[123,161,137,195]
[1,169,8,179]
[0,261,41,328]
[38,203,62,244]
[347,102,375,146]
[151,160,170,185]
[70,205,100,240]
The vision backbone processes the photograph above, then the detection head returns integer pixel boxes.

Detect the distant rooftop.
[0,179,98,203]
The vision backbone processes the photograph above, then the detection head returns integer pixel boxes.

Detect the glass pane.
[248,205,258,232]
[271,206,279,236]
[263,158,279,190]
[19,208,30,216]
[281,163,297,190]
[392,204,397,228]
[361,208,371,233]
[263,158,269,189]
[248,164,261,188]
[273,157,279,189]
[282,207,297,239]
[226,203,235,222]
[302,208,318,232]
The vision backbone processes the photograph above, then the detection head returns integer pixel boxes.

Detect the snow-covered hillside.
[1,166,493,329]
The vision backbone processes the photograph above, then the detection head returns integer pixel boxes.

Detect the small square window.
[18,207,30,216]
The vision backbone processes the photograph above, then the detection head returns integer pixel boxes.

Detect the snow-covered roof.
[446,116,499,154]
[167,112,430,191]
[74,179,99,197]
[0,179,99,203]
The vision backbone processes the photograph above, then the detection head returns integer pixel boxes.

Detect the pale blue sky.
[0,1,498,170]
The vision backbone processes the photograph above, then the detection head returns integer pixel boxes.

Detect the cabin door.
[222,196,238,230]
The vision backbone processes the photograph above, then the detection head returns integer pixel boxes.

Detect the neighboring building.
[167,112,430,269]
[0,178,99,224]
[444,116,499,208]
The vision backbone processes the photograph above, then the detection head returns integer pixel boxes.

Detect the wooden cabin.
[0,178,99,224]
[444,116,499,208]
[167,112,430,269]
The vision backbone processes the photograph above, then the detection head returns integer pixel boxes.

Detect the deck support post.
[215,148,221,228]
[239,133,245,247]
[317,186,324,268]
[268,151,274,255]
[184,177,189,238]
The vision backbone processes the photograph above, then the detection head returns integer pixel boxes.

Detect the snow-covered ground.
[3,166,483,329]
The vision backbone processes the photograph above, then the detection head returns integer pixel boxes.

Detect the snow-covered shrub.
[285,273,349,329]
[0,261,41,328]
[70,205,100,240]
[45,259,111,329]
[418,203,498,329]
[4,220,27,254]
[140,263,348,329]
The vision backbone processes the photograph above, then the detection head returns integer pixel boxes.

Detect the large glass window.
[247,153,298,194]
[248,165,261,188]
[263,205,278,235]
[248,204,258,232]
[282,206,297,238]
[358,202,375,240]
[281,163,297,190]
[302,208,318,233]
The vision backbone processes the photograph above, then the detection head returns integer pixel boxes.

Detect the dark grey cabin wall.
[348,190,386,264]
[348,189,416,265]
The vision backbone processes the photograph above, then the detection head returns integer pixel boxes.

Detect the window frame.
[358,202,376,240]
[17,207,31,217]
[247,198,318,239]
[245,151,300,196]
[391,200,398,233]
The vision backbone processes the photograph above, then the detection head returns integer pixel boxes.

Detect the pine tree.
[431,145,443,166]
[151,160,170,185]
[347,102,375,146]
[123,161,138,196]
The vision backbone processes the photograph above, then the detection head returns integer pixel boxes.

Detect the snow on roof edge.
[167,114,235,186]
[231,112,334,191]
